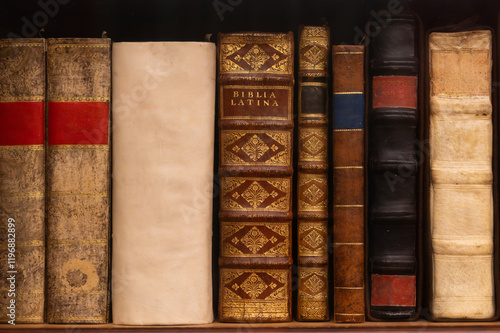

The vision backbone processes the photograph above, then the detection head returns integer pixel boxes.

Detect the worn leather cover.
[112,42,215,325]
[218,32,294,322]
[332,44,365,323]
[368,14,420,320]
[296,26,330,322]
[0,38,45,324]
[428,30,496,320]
[46,38,110,323]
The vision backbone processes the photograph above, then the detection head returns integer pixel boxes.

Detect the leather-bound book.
[368,14,420,320]
[0,39,45,324]
[332,45,365,323]
[46,38,110,323]
[112,42,215,325]
[218,32,294,322]
[428,30,496,319]
[296,26,330,322]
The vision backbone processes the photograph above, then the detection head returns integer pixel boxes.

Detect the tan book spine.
[45,38,110,324]
[296,26,330,322]
[0,38,46,324]
[429,30,495,319]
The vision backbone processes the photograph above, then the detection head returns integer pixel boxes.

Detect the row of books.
[0,12,497,325]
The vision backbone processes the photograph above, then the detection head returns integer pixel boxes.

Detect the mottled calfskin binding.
[217,32,294,323]
[46,38,110,324]
[332,44,366,323]
[296,25,330,322]
[0,38,46,324]
[368,13,421,320]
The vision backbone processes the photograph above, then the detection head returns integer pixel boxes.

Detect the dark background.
[0,0,498,44]
[2,0,498,321]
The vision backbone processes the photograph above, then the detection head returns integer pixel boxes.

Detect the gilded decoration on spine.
[221,222,289,257]
[299,127,328,162]
[219,33,293,75]
[298,267,328,320]
[221,177,290,212]
[0,39,45,102]
[298,173,327,212]
[220,268,290,321]
[299,27,329,72]
[221,130,290,166]
[299,222,328,257]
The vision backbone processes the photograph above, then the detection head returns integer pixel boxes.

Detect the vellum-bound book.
[112,42,215,325]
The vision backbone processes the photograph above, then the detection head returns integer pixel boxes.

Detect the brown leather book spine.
[332,45,366,323]
[296,26,330,322]
[0,38,45,324]
[46,38,110,324]
[218,32,294,323]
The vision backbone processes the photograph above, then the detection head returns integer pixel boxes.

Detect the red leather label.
[48,102,109,145]
[372,76,417,109]
[0,102,45,145]
[371,274,416,307]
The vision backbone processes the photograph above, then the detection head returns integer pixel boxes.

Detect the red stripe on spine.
[371,274,416,307]
[48,102,109,145]
[0,102,45,145]
[372,76,417,109]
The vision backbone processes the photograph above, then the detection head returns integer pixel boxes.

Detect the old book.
[428,30,495,319]
[112,42,215,325]
[296,26,330,322]
[218,32,294,322]
[368,14,420,320]
[332,44,365,323]
[45,38,110,324]
[0,38,45,324]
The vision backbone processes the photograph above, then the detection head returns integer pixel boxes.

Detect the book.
[0,38,45,324]
[332,44,365,323]
[428,30,495,319]
[368,14,420,320]
[296,25,330,322]
[217,32,294,322]
[45,38,111,324]
[111,42,215,325]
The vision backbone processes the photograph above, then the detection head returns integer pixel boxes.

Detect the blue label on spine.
[333,94,364,129]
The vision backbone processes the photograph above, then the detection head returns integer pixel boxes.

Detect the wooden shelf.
[3,321,500,332]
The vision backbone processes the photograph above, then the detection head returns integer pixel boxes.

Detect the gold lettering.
[272,100,279,106]
[270,92,276,98]
[247,91,253,98]
[264,100,270,106]
[233,91,239,98]
[247,99,253,106]
[238,100,244,106]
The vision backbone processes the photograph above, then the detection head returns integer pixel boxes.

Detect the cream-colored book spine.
[112,42,215,325]
[429,30,494,319]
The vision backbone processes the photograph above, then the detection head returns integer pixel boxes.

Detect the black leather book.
[368,13,420,320]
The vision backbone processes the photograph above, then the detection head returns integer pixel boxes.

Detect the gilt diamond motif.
[240,273,268,299]
[241,181,270,208]
[303,229,324,249]
[304,184,324,203]
[241,135,269,161]
[242,45,270,70]
[304,274,325,294]
[240,227,269,254]
[304,135,324,155]
[304,45,325,65]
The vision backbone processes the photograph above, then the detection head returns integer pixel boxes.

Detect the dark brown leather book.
[368,13,420,320]
[332,45,365,323]
[45,38,110,324]
[296,26,330,322]
[217,32,294,323]
[0,38,45,324]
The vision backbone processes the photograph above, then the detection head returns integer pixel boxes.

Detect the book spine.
[218,32,294,323]
[429,30,495,319]
[332,45,365,323]
[46,38,110,324]
[368,14,419,320]
[296,26,330,322]
[0,38,45,324]
[111,42,215,325]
